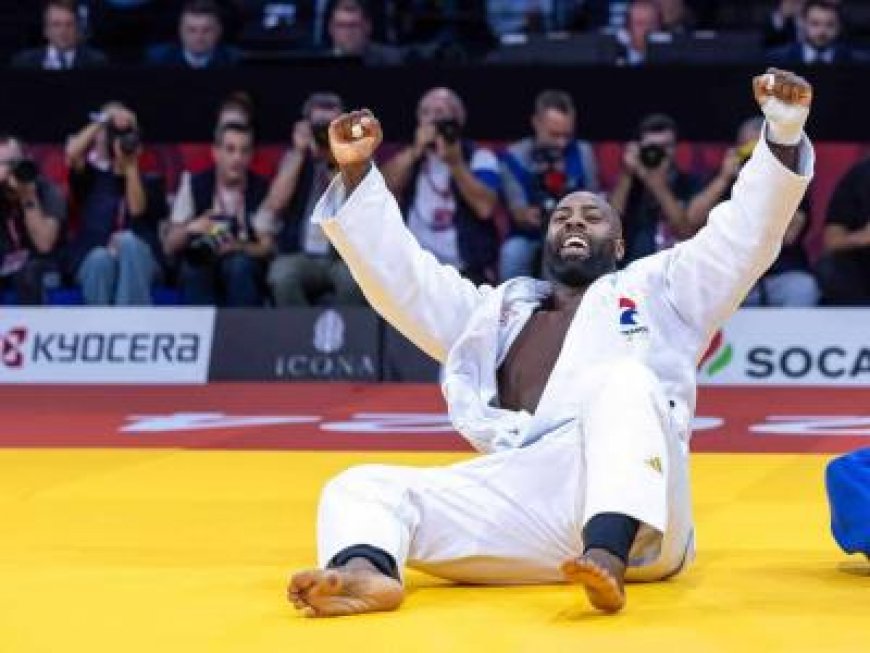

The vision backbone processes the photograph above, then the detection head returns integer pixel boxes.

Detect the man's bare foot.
[561,548,627,613]
[287,559,405,618]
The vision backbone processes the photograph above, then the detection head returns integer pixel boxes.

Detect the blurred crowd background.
[0,0,868,308]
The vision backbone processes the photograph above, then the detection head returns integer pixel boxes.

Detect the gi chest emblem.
[618,297,650,338]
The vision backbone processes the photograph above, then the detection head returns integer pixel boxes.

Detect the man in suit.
[767,0,857,65]
[145,0,239,69]
[10,0,108,70]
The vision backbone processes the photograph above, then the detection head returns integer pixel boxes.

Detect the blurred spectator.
[216,90,255,129]
[262,92,363,306]
[10,0,108,70]
[816,156,870,305]
[764,0,803,48]
[382,87,501,285]
[610,113,701,263]
[658,0,693,34]
[65,103,166,305]
[687,117,819,306]
[326,0,403,64]
[498,89,599,281]
[165,122,274,306]
[145,0,240,68]
[616,0,661,65]
[487,0,555,37]
[0,136,65,304]
[768,0,856,65]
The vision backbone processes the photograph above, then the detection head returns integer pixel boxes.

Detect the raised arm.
[312,110,492,363]
[662,69,814,343]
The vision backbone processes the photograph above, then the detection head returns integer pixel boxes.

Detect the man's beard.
[541,238,617,287]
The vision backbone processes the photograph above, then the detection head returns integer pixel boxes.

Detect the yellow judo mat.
[1,449,867,653]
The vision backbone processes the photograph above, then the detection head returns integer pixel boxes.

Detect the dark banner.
[210,307,380,382]
[1,65,867,143]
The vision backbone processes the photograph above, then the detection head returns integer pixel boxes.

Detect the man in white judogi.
[289,70,815,616]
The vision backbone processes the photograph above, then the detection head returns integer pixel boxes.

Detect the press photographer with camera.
[381,87,501,285]
[499,90,599,281]
[687,116,818,306]
[65,102,166,305]
[165,121,274,306]
[610,113,701,264]
[261,93,364,307]
[0,136,66,304]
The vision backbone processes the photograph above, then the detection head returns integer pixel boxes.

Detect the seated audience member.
[145,0,240,69]
[616,0,662,66]
[262,92,364,307]
[610,113,701,264]
[165,122,274,306]
[10,0,108,70]
[65,103,166,306]
[688,117,819,306]
[326,0,403,65]
[0,135,66,303]
[815,156,870,305]
[764,0,803,48]
[382,87,500,286]
[767,0,859,65]
[498,89,599,281]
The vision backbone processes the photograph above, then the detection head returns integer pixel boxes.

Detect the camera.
[311,121,331,149]
[11,158,38,184]
[185,218,234,266]
[107,123,141,156]
[435,119,462,144]
[639,144,667,169]
[530,145,567,216]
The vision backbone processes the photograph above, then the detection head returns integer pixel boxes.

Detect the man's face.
[213,131,253,184]
[417,90,458,127]
[0,141,23,185]
[628,3,660,47]
[330,8,370,54]
[181,12,221,56]
[532,108,574,150]
[308,104,342,154]
[44,6,78,51]
[803,6,839,49]
[542,192,624,287]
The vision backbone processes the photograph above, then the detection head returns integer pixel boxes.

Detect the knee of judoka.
[596,358,659,396]
[320,464,400,502]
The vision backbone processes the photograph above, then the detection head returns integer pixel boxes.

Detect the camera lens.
[435,119,461,144]
[639,144,666,169]
[11,158,38,184]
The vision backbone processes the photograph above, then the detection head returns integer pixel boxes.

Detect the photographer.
[165,122,273,306]
[610,113,701,264]
[262,93,364,307]
[382,87,500,285]
[688,117,818,306]
[498,89,599,281]
[65,102,165,305]
[0,136,65,304]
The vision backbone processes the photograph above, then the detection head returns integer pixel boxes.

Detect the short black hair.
[803,0,841,19]
[302,92,344,120]
[182,0,222,21]
[214,121,253,145]
[330,0,372,21]
[534,90,576,117]
[638,113,678,139]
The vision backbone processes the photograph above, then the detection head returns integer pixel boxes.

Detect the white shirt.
[407,149,499,271]
[44,46,74,70]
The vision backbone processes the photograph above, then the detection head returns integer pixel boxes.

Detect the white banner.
[699,308,870,386]
[0,308,215,384]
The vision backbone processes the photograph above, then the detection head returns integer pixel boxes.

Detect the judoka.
[288,69,815,616]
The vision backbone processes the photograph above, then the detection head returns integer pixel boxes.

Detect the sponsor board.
[0,308,214,384]
[209,308,380,381]
[699,309,870,386]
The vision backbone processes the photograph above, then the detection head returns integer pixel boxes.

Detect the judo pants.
[316,358,694,584]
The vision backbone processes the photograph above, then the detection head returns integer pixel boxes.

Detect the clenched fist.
[328,109,383,189]
[752,68,812,146]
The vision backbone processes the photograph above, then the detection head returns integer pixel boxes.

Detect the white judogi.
[309,132,814,584]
